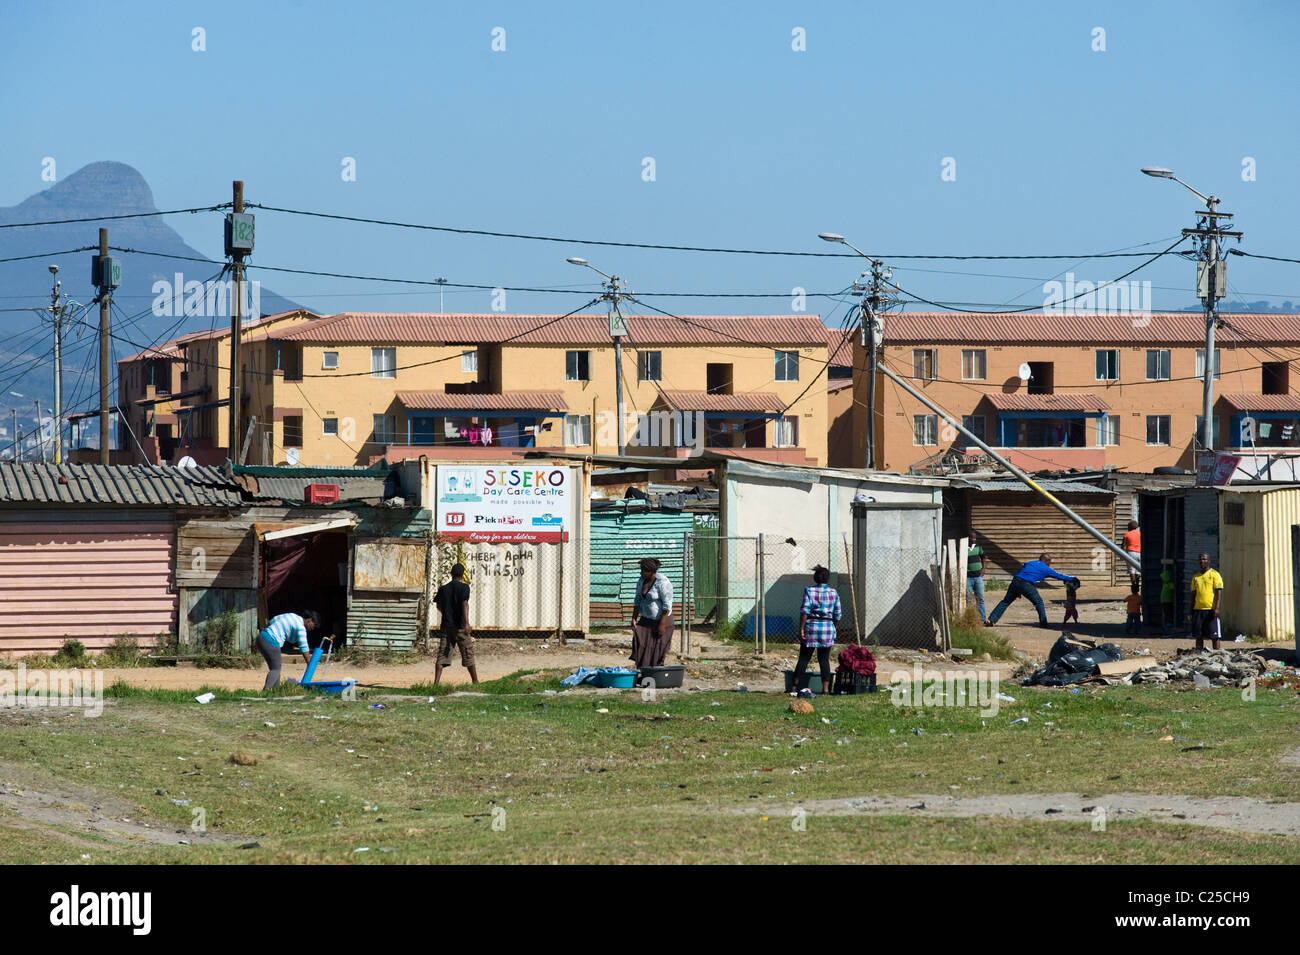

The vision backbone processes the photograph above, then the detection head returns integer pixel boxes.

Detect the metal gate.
[682,534,761,656]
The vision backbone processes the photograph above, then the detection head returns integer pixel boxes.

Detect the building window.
[563,414,591,446]
[775,350,799,382]
[1096,350,1119,381]
[913,414,937,446]
[1195,415,1224,447]
[961,414,986,442]
[372,413,395,445]
[1145,349,1171,381]
[283,415,303,448]
[370,347,396,379]
[461,350,478,373]
[1146,415,1171,445]
[913,349,937,380]
[638,350,662,382]
[1264,361,1290,395]
[566,350,590,381]
[322,417,338,436]
[961,349,986,380]
[775,416,799,447]
[322,351,339,370]
[1195,349,1221,379]
[1099,416,1120,446]
[1224,501,1245,525]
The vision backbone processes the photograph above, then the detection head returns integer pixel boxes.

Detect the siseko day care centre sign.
[436,466,570,543]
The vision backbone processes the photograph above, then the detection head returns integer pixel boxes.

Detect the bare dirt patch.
[0,762,250,848]
[741,791,1300,836]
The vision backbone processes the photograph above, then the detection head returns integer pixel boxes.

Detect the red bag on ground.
[836,645,876,676]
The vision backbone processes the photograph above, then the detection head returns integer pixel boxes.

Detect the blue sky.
[2,0,1299,323]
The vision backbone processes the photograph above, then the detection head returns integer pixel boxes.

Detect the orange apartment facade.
[855,312,1300,473]
[117,311,839,468]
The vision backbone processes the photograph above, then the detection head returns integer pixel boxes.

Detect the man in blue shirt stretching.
[987,553,1079,629]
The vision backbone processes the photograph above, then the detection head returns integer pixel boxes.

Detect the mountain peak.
[16,161,157,217]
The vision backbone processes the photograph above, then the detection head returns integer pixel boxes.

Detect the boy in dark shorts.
[434,563,478,685]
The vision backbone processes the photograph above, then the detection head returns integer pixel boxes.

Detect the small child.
[1063,580,1080,624]
[1159,566,1175,632]
[1125,583,1142,634]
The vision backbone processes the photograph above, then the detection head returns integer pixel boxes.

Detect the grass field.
[2,672,1299,864]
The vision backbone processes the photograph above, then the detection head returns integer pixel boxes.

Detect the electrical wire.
[883,237,1190,315]
[243,203,1200,262]
[0,206,228,230]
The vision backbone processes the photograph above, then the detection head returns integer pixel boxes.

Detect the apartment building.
[112,310,319,465]
[228,311,834,467]
[855,312,1300,473]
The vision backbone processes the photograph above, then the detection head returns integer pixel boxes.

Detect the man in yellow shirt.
[1188,552,1224,651]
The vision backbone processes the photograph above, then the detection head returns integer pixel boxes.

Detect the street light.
[1141,165,1242,454]
[566,256,628,455]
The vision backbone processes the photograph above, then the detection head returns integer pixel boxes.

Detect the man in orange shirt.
[1121,520,1141,586]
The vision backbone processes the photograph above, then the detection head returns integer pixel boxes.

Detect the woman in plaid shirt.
[792,566,841,695]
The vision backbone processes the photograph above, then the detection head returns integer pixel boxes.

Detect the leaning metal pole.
[875,359,1140,571]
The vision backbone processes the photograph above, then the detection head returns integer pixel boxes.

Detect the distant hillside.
[0,161,299,437]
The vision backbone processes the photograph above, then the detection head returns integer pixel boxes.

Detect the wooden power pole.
[98,228,111,464]
[227,181,245,462]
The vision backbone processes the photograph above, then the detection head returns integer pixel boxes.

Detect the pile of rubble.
[1130,648,1268,687]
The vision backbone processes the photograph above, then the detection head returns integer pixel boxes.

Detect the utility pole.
[862,259,892,469]
[34,399,45,463]
[567,257,630,455]
[10,409,18,462]
[47,266,64,464]
[225,181,254,463]
[1140,167,1242,455]
[92,228,120,465]
[818,233,891,470]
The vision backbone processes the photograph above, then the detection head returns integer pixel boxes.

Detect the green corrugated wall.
[590,509,695,625]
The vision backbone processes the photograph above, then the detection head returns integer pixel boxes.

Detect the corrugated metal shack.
[0,462,243,652]
[1137,485,1220,627]
[225,464,430,650]
[590,483,717,626]
[1217,485,1300,642]
[1101,469,1196,584]
[397,457,591,637]
[944,478,1117,583]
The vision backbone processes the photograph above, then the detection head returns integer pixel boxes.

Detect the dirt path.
[0,762,249,848]
[741,791,1300,836]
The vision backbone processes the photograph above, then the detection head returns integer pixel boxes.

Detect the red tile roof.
[119,310,320,363]
[986,392,1112,412]
[824,325,855,363]
[396,391,569,412]
[659,390,784,413]
[1221,393,1300,412]
[268,313,831,346]
[883,312,1300,345]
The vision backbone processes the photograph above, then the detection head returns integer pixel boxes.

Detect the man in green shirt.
[1159,562,1176,633]
[966,531,987,625]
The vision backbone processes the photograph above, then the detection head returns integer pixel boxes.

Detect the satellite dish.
[176,455,197,469]
[285,448,300,466]
[1018,363,1032,383]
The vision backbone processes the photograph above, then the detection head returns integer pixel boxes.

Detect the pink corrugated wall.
[0,521,175,651]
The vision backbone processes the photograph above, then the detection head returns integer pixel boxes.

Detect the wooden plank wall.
[971,493,1116,583]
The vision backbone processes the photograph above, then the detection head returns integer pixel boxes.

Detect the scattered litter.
[354,847,370,853]
[313,715,331,720]
[711,702,722,707]
[1010,717,1029,725]
[996,693,1016,703]
[363,804,379,812]
[1159,735,1174,741]
[1234,634,1245,643]
[911,728,923,736]
[170,799,190,806]
[369,704,386,710]
[194,693,215,705]
[821,718,831,724]
[596,708,610,714]
[263,721,276,728]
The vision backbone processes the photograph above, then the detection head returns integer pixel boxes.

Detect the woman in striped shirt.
[793,566,841,696]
